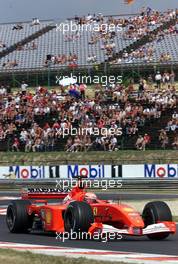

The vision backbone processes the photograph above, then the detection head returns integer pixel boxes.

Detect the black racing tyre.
[6,200,33,233]
[64,201,94,233]
[142,201,172,240]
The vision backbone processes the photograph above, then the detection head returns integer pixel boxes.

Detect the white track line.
[0,242,178,264]
[0,209,6,215]
[0,196,19,200]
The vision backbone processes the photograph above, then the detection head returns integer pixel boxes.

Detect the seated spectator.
[159,129,168,149]
[109,135,118,151]
[172,135,178,150]
[3,60,18,68]
[143,133,151,149]
[172,111,178,119]
[16,44,24,51]
[31,41,37,49]
[93,137,103,151]
[68,85,80,98]
[32,137,42,152]
[12,137,20,152]
[20,128,28,143]
[83,136,92,152]
[135,135,145,150]
[12,23,23,30]
[65,137,73,151]
[25,136,33,152]
[0,41,6,48]
[46,132,55,151]
[102,137,110,151]
[31,18,40,26]
[170,71,175,84]
[0,126,5,141]
[166,118,178,131]
[162,72,170,86]
[79,84,86,99]
[68,62,78,69]
[87,54,97,63]
[67,136,82,152]
[0,86,7,95]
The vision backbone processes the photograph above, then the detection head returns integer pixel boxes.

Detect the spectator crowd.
[0,71,177,152]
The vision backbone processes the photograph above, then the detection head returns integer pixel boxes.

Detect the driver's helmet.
[84,192,97,203]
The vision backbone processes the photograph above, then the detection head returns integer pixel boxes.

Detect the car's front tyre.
[142,201,172,240]
[64,201,94,234]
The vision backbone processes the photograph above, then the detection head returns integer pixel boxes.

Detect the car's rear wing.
[21,188,69,200]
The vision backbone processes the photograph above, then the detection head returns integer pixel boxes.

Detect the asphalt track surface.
[0,191,178,256]
[0,190,178,202]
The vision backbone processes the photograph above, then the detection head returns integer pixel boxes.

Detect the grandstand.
[0,74,177,152]
[0,9,177,72]
[0,20,53,52]
[0,8,177,153]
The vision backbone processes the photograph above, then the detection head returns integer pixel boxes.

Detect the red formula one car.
[6,179,176,240]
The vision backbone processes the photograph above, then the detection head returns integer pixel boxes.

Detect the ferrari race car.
[6,179,176,240]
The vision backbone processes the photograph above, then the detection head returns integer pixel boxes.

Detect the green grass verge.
[0,249,128,264]
[0,150,177,165]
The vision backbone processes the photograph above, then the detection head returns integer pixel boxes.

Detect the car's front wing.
[89,221,176,236]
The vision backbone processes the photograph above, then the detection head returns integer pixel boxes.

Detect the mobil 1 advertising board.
[0,164,177,179]
[121,164,178,178]
[50,164,178,179]
[0,165,118,180]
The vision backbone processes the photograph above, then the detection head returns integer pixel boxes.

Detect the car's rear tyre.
[142,201,172,240]
[6,200,33,233]
[64,201,94,234]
